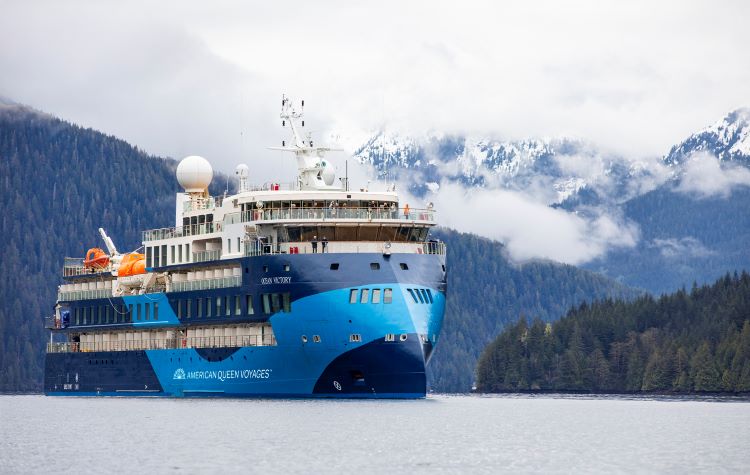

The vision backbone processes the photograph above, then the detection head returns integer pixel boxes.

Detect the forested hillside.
[0,103,230,391]
[476,272,750,393]
[428,230,637,392]
[0,103,635,392]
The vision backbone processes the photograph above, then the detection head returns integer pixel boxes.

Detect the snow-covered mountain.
[344,108,750,208]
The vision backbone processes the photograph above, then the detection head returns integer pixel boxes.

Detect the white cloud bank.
[677,153,750,198]
[424,182,638,265]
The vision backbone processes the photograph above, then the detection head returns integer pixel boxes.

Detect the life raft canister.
[84,248,110,269]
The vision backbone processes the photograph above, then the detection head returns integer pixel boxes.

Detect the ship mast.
[269,95,343,191]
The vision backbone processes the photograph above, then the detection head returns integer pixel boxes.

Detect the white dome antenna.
[235,163,250,192]
[176,155,213,194]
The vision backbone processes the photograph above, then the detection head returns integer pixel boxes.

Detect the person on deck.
[311,235,318,253]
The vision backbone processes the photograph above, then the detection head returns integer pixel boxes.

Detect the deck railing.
[171,275,240,293]
[46,334,277,353]
[62,257,111,277]
[141,207,435,242]
[58,288,112,302]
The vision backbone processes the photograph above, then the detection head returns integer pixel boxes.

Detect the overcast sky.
[2,0,749,177]
[2,0,749,264]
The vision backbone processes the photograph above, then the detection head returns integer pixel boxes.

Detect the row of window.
[407,288,434,304]
[331,263,409,271]
[71,292,293,326]
[175,293,292,319]
[73,303,160,326]
[348,288,394,304]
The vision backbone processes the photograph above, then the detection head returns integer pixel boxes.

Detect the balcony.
[142,221,223,242]
[46,334,277,353]
[171,275,240,293]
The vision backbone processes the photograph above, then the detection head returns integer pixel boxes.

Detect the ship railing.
[45,315,61,330]
[46,335,277,353]
[142,222,223,242]
[227,206,436,224]
[423,241,447,256]
[58,288,112,302]
[183,196,217,212]
[192,249,222,263]
[246,182,297,192]
[62,257,112,277]
[171,275,241,293]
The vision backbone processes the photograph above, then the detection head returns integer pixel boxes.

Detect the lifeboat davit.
[84,248,110,269]
[118,253,146,277]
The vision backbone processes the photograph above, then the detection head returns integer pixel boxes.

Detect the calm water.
[1,394,748,474]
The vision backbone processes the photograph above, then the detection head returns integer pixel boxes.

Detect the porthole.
[400,334,408,342]
[301,335,308,343]
[313,335,321,343]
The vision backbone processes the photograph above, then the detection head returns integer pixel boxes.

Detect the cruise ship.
[44,97,447,398]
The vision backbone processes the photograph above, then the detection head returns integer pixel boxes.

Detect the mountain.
[348,108,750,294]
[476,272,750,393]
[0,102,634,392]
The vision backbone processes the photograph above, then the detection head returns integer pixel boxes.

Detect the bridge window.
[384,288,393,304]
[372,289,381,304]
[407,289,419,303]
[425,289,434,304]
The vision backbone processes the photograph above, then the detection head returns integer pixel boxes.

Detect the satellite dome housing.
[177,155,213,193]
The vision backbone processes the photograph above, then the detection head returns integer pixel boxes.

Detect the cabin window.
[177,300,183,319]
[360,289,370,304]
[144,302,150,320]
[227,239,232,254]
[262,294,271,314]
[372,289,381,304]
[384,288,393,304]
[154,302,159,320]
[330,263,339,270]
[185,244,190,262]
[216,297,222,316]
[186,300,192,319]
[400,263,409,270]
[136,304,142,321]
[235,296,241,315]
[407,289,419,303]
[205,298,212,317]
[106,306,112,324]
[225,296,231,316]
[370,263,380,270]
[349,289,358,304]
[237,238,241,255]
[170,246,175,264]
[178,245,183,263]
[161,245,167,267]
[197,298,203,318]
[98,306,103,324]
[246,295,254,315]
[74,308,80,325]
[146,247,152,268]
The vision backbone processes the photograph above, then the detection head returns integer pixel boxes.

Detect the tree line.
[476,272,750,393]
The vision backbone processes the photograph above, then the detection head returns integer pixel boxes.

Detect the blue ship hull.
[45,252,446,398]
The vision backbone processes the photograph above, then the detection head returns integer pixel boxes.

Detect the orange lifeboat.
[118,253,146,277]
[84,248,110,269]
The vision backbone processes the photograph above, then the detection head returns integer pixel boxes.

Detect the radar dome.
[177,155,213,193]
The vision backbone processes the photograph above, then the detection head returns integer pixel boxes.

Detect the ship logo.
[173,368,186,380]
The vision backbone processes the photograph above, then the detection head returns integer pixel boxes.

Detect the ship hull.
[45,253,446,398]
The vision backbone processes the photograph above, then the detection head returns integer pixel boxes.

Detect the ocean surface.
[1,394,748,474]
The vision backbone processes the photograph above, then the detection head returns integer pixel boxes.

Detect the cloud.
[676,152,750,198]
[423,182,639,265]
[1,0,750,179]
[650,237,714,259]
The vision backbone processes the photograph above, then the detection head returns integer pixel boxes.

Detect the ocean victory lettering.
[184,369,272,381]
[260,276,292,285]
